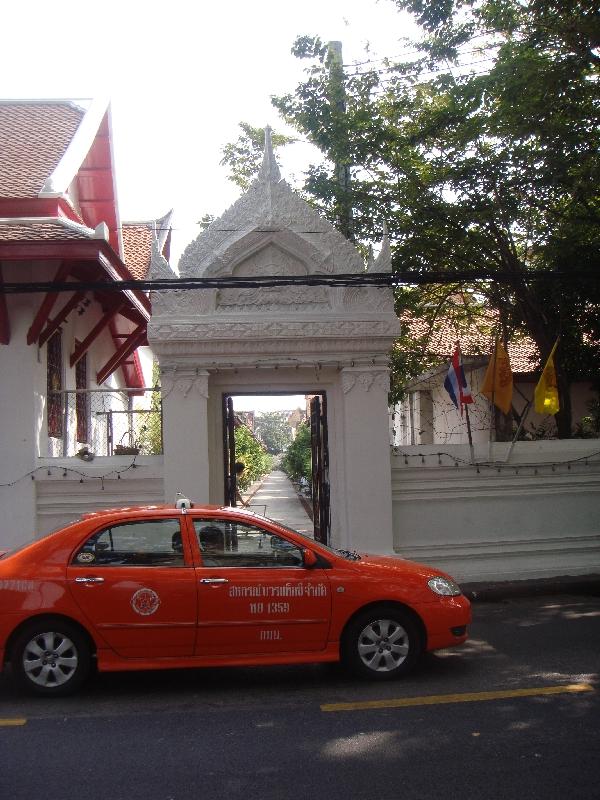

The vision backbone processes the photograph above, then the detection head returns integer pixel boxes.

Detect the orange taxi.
[0,500,471,695]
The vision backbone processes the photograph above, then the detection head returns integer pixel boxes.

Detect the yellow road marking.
[321,683,595,712]
[0,718,27,727]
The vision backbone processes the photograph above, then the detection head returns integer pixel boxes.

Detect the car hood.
[357,552,457,582]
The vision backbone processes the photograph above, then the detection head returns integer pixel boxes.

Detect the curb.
[461,574,600,602]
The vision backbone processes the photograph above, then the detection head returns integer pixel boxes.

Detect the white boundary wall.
[23,440,600,586]
[391,440,600,582]
[33,457,164,540]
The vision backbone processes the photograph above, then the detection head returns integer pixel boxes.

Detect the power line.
[1,269,596,295]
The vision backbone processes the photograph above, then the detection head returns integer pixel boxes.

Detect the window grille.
[75,355,89,444]
[47,332,63,439]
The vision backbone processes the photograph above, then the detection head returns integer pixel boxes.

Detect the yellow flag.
[534,339,560,415]
[481,340,513,414]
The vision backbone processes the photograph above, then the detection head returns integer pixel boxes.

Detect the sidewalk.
[241,469,313,537]
[461,574,600,602]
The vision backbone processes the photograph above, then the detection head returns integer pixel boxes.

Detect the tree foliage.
[281,422,312,482]
[220,123,296,191]
[254,411,293,454]
[234,424,273,490]
[136,361,162,455]
[222,0,600,436]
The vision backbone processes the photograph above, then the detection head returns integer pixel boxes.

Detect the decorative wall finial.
[258,125,281,184]
[150,235,176,280]
[366,244,375,272]
[374,219,392,272]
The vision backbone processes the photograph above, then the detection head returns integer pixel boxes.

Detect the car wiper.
[336,548,361,561]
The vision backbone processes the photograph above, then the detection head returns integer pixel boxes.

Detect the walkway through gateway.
[223,392,331,545]
[245,470,313,537]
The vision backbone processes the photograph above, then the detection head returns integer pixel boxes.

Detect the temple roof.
[0,101,84,198]
[401,311,539,374]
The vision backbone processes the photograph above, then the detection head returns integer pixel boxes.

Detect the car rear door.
[189,516,331,657]
[67,516,197,659]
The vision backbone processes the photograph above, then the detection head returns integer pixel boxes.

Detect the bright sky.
[232,395,307,413]
[2,0,415,266]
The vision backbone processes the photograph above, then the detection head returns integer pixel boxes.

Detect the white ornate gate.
[148,130,400,551]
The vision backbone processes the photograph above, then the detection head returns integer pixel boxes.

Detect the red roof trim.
[0,197,83,223]
[26,262,72,345]
[0,264,10,345]
[70,304,124,368]
[0,238,151,316]
[97,323,146,385]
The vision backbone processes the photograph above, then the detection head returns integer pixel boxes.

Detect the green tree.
[234,424,273,490]
[281,422,312,483]
[220,123,296,191]
[222,1,600,436]
[254,412,293,454]
[136,361,162,455]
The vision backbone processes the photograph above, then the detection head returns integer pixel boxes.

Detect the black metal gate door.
[310,394,331,545]
[223,395,237,506]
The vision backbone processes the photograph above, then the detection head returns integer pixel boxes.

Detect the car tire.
[341,605,422,681]
[11,620,91,697]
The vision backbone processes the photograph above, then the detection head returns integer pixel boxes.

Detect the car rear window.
[72,518,186,567]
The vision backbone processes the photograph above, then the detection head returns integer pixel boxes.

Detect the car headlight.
[427,576,462,596]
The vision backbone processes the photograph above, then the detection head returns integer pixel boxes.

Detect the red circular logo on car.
[131,588,160,616]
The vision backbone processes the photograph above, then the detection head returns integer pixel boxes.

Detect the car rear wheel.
[342,606,422,680]
[12,620,91,697]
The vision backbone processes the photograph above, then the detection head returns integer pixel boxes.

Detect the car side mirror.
[303,549,318,568]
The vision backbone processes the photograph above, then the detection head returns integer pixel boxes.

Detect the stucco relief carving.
[232,243,306,277]
[217,286,330,312]
[342,370,390,395]
[149,238,177,280]
[160,369,209,399]
[342,286,396,313]
[150,319,400,341]
[178,166,364,279]
[152,338,394,362]
[151,289,217,317]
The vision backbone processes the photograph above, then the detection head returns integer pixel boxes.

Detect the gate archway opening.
[222,392,330,545]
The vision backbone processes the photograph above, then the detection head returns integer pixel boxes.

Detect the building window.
[47,331,63,439]
[76,354,89,444]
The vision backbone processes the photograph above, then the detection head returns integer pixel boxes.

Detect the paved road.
[1,594,598,800]
[244,469,313,536]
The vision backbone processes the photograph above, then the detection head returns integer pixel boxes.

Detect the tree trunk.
[555,358,572,438]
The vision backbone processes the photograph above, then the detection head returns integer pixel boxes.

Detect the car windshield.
[264,518,362,561]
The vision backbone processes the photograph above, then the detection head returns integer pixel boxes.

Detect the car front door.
[67,517,197,659]
[190,517,331,657]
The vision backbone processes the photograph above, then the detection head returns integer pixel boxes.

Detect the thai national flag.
[444,345,474,415]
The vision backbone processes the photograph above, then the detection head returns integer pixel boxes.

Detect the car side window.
[193,520,304,568]
[72,519,185,567]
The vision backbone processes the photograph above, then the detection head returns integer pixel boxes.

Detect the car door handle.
[199,578,229,584]
[74,576,105,584]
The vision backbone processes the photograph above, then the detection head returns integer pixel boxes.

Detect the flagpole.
[465,403,475,464]
[488,336,498,463]
[505,399,532,463]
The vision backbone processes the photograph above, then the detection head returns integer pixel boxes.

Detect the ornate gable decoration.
[178,127,364,282]
[149,129,399,361]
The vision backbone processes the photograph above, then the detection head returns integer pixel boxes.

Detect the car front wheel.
[342,606,422,680]
[12,620,91,697]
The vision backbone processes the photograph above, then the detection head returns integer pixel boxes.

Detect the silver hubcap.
[357,618,409,672]
[22,631,78,688]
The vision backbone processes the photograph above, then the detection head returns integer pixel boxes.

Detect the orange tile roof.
[0,220,91,241]
[401,312,539,373]
[122,224,154,279]
[0,102,84,198]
